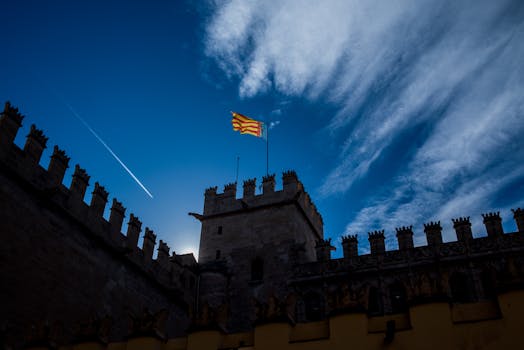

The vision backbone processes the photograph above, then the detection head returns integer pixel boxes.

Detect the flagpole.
[266,124,269,176]
[235,156,240,183]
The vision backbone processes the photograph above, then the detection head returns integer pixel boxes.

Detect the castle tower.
[396,226,414,250]
[482,212,503,237]
[368,230,386,255]
[452,217,473,241]
[195,171,323,331]
[424,221,443,246]
[341,235,358,258]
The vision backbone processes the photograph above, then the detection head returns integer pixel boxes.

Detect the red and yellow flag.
[231,112,265,137]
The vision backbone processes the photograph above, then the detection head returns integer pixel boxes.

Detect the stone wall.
[0,102,196,347]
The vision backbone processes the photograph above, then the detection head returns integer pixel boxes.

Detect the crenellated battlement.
[315,238,334,262]
[315,238,332,246]
[201,170,323,237]
[395,225,414,250]
[423,221,441,229]
[482,211,503,236]
[452,216,473,241]
[0,102,196,291]
[292,211,524,284]
[452,216,470,224]
[368,230,385,237]
[26,124,48,145]
[24,124,48,164]
[333,212,523,263]
[341,234,358,258]
[341,234,358,243]
[482,212,500,219]
[368,230,386,254]
[512,208,524,232]
[1,101,24,124]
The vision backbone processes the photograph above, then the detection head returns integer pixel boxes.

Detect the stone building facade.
[1,102,524,349]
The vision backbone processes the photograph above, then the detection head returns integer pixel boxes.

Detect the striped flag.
[231,112,265,138]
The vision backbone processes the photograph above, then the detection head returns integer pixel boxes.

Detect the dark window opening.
[217,226,222,235]
[480,269,497,300]
[368,286,383,316]
[449,272,476,303]
[304,292,323,321]
[389,281,408,314]
[251,257,264,281]
[216,250,221,260]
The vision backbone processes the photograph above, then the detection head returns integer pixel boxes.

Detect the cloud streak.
[64,102,154,199]
[204,0,524,246]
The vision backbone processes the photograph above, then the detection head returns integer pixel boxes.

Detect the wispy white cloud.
[269,120,280,129]
[204,0,524,245]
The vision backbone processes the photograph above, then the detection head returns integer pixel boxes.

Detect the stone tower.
[193,171,323,331]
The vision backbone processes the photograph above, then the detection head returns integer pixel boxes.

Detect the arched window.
[368,286,383,316]
[251,257,264,281]
[304,292,323,321]
[389,281,408,314]
[449,272,476,303]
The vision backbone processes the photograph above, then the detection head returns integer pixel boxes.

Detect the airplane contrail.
[63,102,154,199]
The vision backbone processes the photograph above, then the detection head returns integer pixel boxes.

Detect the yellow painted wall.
[31,291,524,350]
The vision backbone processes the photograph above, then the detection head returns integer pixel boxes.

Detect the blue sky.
[1,0,523,258]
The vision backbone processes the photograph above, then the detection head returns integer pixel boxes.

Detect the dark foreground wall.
[0,103,195,347]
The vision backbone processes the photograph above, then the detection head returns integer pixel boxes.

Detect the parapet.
[511,208,524,232]
[223,182,237,197]
[341,234,358,243]
[262,173,276,193]
[143,227,157,262]
[315,238,334,261]
[482,212,503,236]
[424,221,443,246]
[70,165,90,201]
[0,102,193,291]
[368,230,386,255]
[109,198,126,241]
[48,146,70,186]
[0,101,24,149]
[452,216,473,241]
[90,182,109,217]
[395,226,414,250]
[201,170,323,237]
[334,210,523,263]
[341,234,358,258]
[243,178,256,198]
[24,124,48,164]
